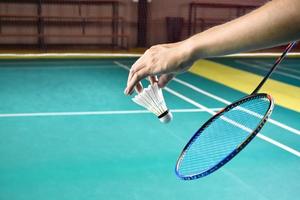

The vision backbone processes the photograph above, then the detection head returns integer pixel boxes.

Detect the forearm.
[124,0,300,94]
[185,0,300,60]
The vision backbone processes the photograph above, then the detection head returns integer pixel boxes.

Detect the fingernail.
[124,88,128,95]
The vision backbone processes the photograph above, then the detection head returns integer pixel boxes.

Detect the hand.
[124,41,194,95]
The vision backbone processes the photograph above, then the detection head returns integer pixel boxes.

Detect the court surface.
[0,57,299,200]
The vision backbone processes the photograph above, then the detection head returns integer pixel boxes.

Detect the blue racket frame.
[175,93,274,180]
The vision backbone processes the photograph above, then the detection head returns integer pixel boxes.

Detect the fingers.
[125,66,149,95]
[125,43,177,95]
[148,76,158,85]
[158,74,175,88]
[127,58,145,86]
[134,81,143,94]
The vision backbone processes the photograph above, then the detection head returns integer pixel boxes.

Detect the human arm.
[124,0,300,95]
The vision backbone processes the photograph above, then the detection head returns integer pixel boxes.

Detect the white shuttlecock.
[132,83,173,123]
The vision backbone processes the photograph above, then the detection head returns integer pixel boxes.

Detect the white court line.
[173,78,300,136]
[114,61,300,157]
[0,65,119,70]
[1,52,300,58]
[116,61,132,71]
[0,60,121,70]
[164,87,300,157]
[235,60,300,81]
[0,60,119,65]
[258,134,300,157]
[0,108,222,118]
[0,53,142,58]
[253,60,300,74]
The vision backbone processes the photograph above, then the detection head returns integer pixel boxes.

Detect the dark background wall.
[0,0,268,49]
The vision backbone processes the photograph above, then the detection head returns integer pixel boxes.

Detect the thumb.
[158,74,175,88]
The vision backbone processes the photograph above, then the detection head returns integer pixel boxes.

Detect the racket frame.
[175,93,274,180]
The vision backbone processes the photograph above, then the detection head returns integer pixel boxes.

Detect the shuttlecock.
[132,83,173,123]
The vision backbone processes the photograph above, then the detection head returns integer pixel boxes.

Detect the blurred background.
[0,0,270,52]
[0,1,299,200]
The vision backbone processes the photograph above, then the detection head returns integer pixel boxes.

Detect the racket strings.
[178,96,272,177]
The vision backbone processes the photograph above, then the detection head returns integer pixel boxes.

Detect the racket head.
[175,93,274,180]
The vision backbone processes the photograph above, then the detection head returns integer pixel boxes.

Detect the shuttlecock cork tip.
[158,109,173,123]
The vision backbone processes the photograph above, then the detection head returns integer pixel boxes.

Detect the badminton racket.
[175,42,297,180]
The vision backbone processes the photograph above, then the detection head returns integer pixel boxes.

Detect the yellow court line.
[189,59,300,112]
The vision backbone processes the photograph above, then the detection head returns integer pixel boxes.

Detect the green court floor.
[0,58,299,200]
[210,57,300,86]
